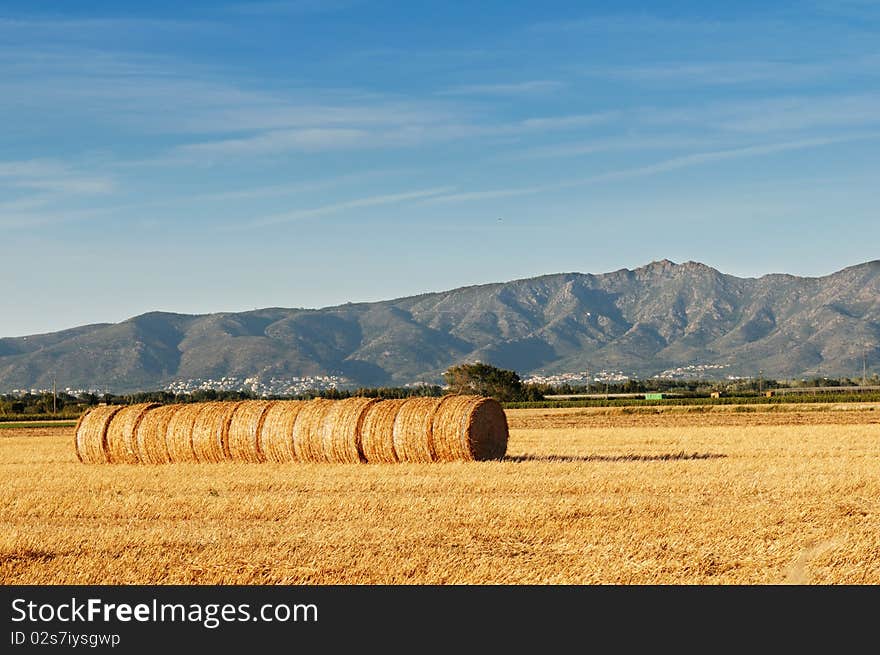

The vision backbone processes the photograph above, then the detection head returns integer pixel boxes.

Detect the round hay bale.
[291,399,335,463]
[135,404,179,464]
[431,395,509,461]
[227,400,276,463]
[320,397,378,463]
[191,401,245,463]
[360,398,407,463]
[392,396,443,463]
[258,401,307,463]
[426,394,469,462]
[165,403,204,463]
[105,403,160,464]
[74,405,124,464]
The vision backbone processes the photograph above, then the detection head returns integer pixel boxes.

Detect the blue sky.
[2,0,879,336]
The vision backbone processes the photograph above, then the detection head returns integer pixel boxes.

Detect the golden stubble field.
[2,404,879,585]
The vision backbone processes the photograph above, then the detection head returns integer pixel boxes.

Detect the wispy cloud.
[424,134,880,204]
[504,135,731,161]
[718,94,880,132]
[175,128,372,156]
[237,187,455,228]
[589,60,830,85]
[170,111,618,157]
[810,0,880,21]
[517,112,616,130]
[0,160,113,194]
[0,205,117,230]
[584,55,880,86]
[640,93,880,133]
[530,14,726,34]
[438,80,563,96]
[222,0,360,15]
[0,16,216,41]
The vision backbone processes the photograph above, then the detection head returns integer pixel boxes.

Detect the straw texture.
[392,397,443,463]
[291,399,335,463]
[320,396,378,463]
[75,396,508,464]
[431,395,509,461]
[165,404,203,463]
[259,401,306,463]
[135,404,178,464]
[191,401,245,463]
[105,403,159,464]
[360,398,407,463]
[75,405,124,464]
[227,400,275,463]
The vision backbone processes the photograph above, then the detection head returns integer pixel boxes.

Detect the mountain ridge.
[2,259,878,392]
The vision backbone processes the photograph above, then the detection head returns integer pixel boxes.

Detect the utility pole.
[863,346,868,387]
[52,376,57,415]
[758,370,763,394]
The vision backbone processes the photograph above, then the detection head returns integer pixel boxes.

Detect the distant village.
[164,375,348,396]
[8,363,744,397]
[523,363,737,387]
[522,369,632,386]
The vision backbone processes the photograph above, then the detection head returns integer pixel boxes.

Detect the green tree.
[443,362,528,401]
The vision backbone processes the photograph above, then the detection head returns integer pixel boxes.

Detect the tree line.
[2,364,876,416]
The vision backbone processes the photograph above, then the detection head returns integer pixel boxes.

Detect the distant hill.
[2,259,878,392]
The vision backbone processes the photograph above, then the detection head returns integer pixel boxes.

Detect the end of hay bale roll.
[360,398,407,463]
[105,403,160,464]
[228,400,276,463]
[74,405,125,464]
[259,400,307,463]
[432,395,508,461]
[392,396,444,463]
[135,404,179,464]
[320,397,378,463]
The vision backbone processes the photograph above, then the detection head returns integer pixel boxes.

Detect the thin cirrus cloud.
[639,93,880,133]
[717,94,880,133]
[175,128,372,156]
[0,160,114,195]
[221,0,361,15]
[172,111,619,157]
[437,80,564,96]
[586,55,880,86]
[0,17,218,43]
[236,187,456,228]
[503,135,734,161]
[588,60,830,85]
[0,46,458,137]
[423,134,880,204]
[529,14,727,34]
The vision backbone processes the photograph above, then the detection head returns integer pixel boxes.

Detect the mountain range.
[2,259,878,392]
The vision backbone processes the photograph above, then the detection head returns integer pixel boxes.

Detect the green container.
[644,393,664,400]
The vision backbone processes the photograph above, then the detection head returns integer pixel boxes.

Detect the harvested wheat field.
[2,403,880,584]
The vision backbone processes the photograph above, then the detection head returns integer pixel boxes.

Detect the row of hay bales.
[74,395,508,464]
